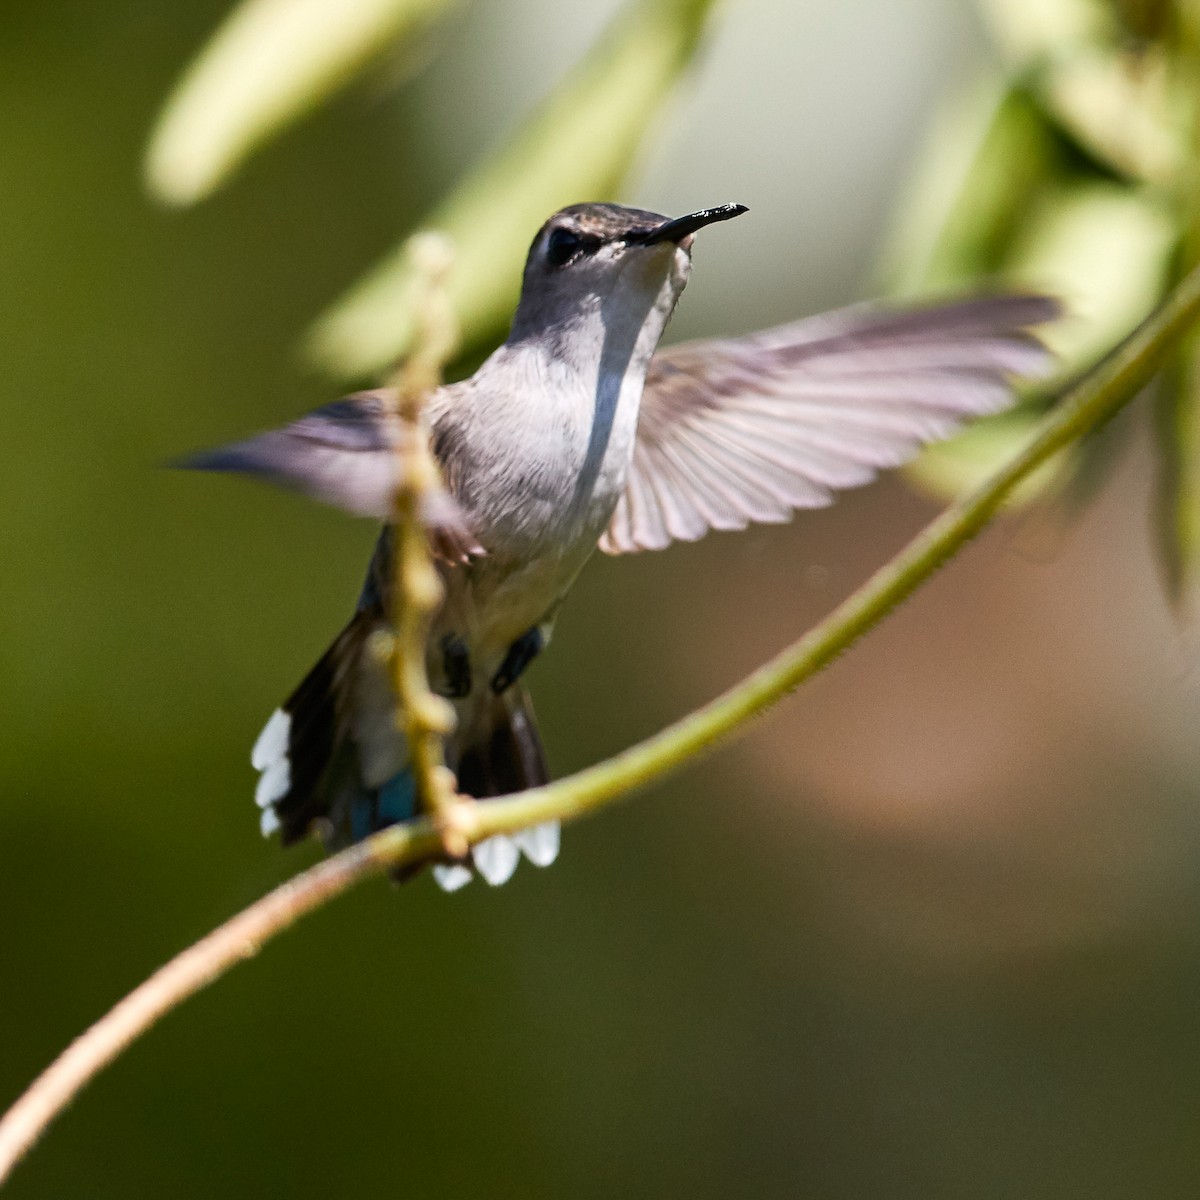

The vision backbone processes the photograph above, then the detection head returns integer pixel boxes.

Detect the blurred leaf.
[977,0,1117,61]
[905,181,1174,502]
[1038,45,1175,184]
[879,80,1055,295]
[887,3,1185,509]
[307,0,723,380]
[1108,0,1172,41]
[1005,180,1175,369]
[906,409,1065,504]
[977,0,1180,186]
[145,0,457,206]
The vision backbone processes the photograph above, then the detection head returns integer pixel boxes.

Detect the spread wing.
[180,389,482,562]
[601,294,1061,554]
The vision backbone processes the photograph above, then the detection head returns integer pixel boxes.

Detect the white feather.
[433,863,474,892]
[514,821,560,867]
[251,708,290,770]
[254,756,290,809]
[473,835,521,886]
[259,806,281,838]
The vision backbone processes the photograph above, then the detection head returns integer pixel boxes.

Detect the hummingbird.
[185,202,1058,891]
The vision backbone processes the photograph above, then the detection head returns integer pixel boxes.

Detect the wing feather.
[602,294,1060,554]
[180,389,482,562]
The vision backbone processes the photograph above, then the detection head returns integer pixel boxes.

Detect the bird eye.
[545,227,598,267]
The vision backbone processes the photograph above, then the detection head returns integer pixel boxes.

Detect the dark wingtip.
[986,292,1065,328]
[169,447,243,474]
[1026,293,1066,326]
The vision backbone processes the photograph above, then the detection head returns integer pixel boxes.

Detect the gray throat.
[434,308,669,557]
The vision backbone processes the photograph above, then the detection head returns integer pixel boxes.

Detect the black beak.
[632,203,749,245]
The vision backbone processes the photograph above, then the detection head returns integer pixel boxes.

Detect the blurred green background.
[5,0,1200,1196]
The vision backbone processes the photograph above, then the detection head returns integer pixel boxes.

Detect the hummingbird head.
[507,202,747,353]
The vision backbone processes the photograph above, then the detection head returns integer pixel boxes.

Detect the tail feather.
[456,685,549,798]
[251,627,560,886]
[441,685,558,890]
[253,614,372,847]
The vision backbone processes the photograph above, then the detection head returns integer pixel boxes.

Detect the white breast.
[435,345,643,560]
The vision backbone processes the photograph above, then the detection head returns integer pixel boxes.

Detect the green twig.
[3,263,1200,1188]
[382,233,470,855]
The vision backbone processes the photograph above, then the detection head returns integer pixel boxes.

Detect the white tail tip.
[513,821,560,868]
[251,708,290,770]
[473,835,521,886]
[433,863,474,892]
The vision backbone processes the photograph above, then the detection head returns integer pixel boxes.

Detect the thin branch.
[382,233,469,854]
[0,826,433,1191]
[4,263,1200,1188]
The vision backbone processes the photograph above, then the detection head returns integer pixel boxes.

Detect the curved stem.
[386,234,467,852]
[3,264,1200,1188]
[0,830,437,1188]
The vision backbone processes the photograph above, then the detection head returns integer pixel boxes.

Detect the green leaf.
[906,409,1067,505]
[1006,180,1176,370]
[1034,45,1176,185]
[975,0,1116,62]
[306,0,723,380]
[145,0,457,206]
[975,0,1179,186]
[878,79,1055,296]
[905,181,1175,502]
